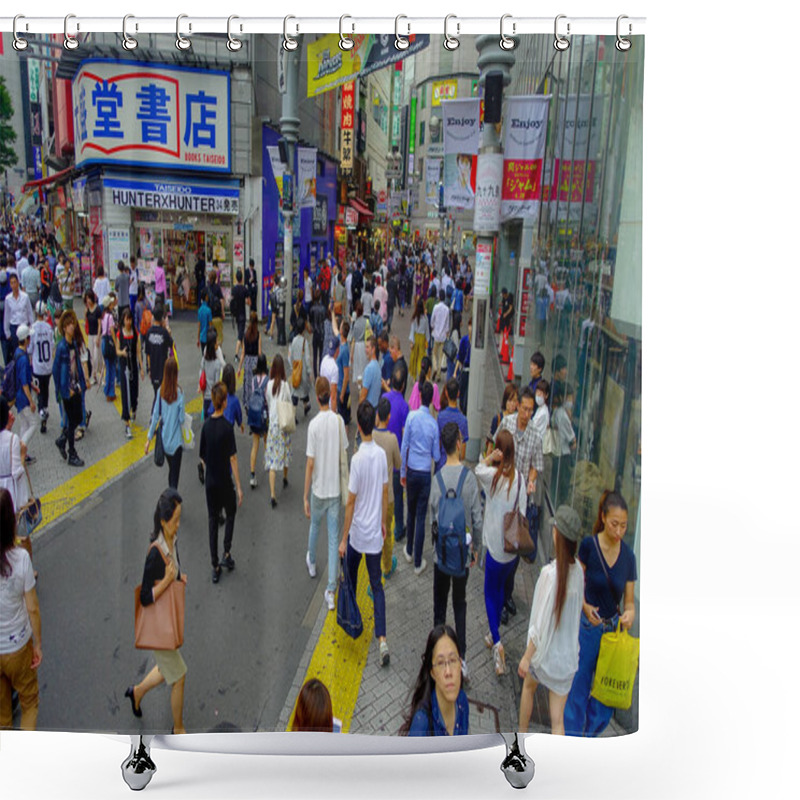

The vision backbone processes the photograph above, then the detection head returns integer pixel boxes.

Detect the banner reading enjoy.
[501,95,550,220]
[297,147,317,210]
[442,99,481,209]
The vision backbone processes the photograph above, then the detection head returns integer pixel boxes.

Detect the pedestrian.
[551,383,577,508]
[303,376,347,613]
[38,256,52,306]
[475,430,527,676]
[382,365,409,544]
[564,491,637,737]
[207,271,225,349]
[30,302,54,434]
[11,324,36,461]
[336,320,351,426]
[499,288,514,335]
[199,329,225,421]
[400,624,469,737]
[338,400,391,667]
[289,320,312,419]
[0,399,29,519]
[114,308,142,439]
[246,353,269,489]
[115,261,131,318]
[517,505,584,735]
[373,275,388,324]
[382,335,407,395]
[92,264,110,306]
[408,298,430,383]
[3,271,34,360]
[455,317,471,415]
[0,487,43,730]
[244,258,258,316]
[221,364,244,434]
[437,378,469,469]
[291,678,335,733]
[237,311,262,413]
[528,351,545,394]
[309,289,327,379]
[429,423,483,678]
[124,488,188,733]
[408,356,441,415]
[99,293,119,402]
[59,258,74,312]
[486,382,518,456]
[373,397,401,581]
[400,381,441,576]
[20,251,41,301]
[430,290,451,378]
[194,257,206,304]
[231,270,248,365]
[359,336,382,409]
[385,270,397,332]
[265,354,293,507]
[349,301,368,392]
[145,357,185,490]
[451,279,465,336]
[144,303,174,401]
[199,383,243,584]
[319,338,340,414]
[153,257,167,306]
[377,331,393,391]
[196,287,212,352]
[532,378,550,441]
[332,271,346,321]
[53,310,86,467]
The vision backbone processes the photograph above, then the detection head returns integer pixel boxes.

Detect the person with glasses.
[400,624,469,736]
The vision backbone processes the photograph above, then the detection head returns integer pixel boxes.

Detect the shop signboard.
[306,34,371,98]
[361,34,430,77]
[104,176,240,215]
[432,79,458,107]
[107,228,131,277]
[474,241,493,296]
[73,59,231,173]
[313,195,329,237]
[297,147,317,210]
[340,82,355,171]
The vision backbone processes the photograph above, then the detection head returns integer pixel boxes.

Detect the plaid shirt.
[495,413,544,479]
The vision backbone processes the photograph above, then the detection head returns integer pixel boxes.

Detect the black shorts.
[236,317,246,342]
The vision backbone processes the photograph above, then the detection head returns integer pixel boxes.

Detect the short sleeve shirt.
[199,415,237,490]
[307,410,346,499]
[336,343,350,389]
[578,535,638,620]
[320,355,339,390]
[362,359,382,407]
[0,548,36,654]
[347,440,388,554]
[436,406,469,470]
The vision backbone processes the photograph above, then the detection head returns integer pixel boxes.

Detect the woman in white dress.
[264,354,292,508]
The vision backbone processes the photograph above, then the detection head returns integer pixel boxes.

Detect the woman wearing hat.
[99,293,118,401]
[517,505,584,735]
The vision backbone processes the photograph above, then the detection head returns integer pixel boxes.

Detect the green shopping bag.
[590,622,640,710]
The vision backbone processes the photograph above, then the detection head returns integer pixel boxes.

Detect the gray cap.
[553,505,582,543]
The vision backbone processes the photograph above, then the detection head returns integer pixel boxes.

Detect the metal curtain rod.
[0,15,646,37]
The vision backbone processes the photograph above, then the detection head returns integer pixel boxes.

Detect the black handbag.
[336,557,363,639]
[154,396,165,467]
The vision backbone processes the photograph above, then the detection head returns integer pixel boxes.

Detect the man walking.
[373,397,402,580]
[199,382,243,584]
[339,400,391,667]
[144,304,174,400]
[360,336,382,408]
[430,289,450,378]
[382,365,409,544]
[304,376,348,612]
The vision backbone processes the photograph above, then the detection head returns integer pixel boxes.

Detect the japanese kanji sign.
[501,95,551,220]
[73,60,231,173]
[340,82,355,171]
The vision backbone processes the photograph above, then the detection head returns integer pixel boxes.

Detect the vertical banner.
[340,82,355,171]
[473,153,504,232]
[266,146,284,196]
[442,98,481,209]
[425,158,442,207]
[297,147,317,210]
[501,95,551,220]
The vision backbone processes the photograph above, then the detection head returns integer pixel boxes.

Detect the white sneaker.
[403,548,413,564]
[305,552,317,578]
[249,474,257,488]
[324,589,335,611]
[379,640,390,667]
[125,425,132,440]
[414,558,427,576]
[460,659,470,685]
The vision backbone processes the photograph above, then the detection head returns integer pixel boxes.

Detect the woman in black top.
[124,489,188,734]
[83,290,102,386]
[115,308,142,439]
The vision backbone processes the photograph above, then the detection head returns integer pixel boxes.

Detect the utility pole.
[465,35,516,462]
[280,36,303,345]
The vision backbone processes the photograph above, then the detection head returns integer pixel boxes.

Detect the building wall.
[0,33,30,197]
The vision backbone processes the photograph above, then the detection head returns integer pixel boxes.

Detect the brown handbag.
[134,544,186,651]
[503,473,536,556]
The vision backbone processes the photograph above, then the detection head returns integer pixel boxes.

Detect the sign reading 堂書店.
[72,59,231,173]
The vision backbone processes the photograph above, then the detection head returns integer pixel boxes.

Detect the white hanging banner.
[266,146,284,196]
[442,98,481,209]
[297,147,317,210]
[473,152,504,232]
[501,95,551,220]
[425,158,442,207]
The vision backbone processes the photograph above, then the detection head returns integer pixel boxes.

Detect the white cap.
[35,300,47,316]
[16,324,31,341]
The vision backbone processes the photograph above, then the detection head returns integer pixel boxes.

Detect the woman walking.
[517,505,583,735]
[349,301,369,390]
[289,321,312,419]
[408,356,441,415]
[265,354,292,507]
[551,383,577,508]
[124,489,188,734]
[237,312,261,412]
[53,310,87,467]
[0,400,32,567]
[199,329,225,421]
[100,293,118,402]
[145,358,186,490]
[247,354,269,489]
[564,491,637,737]
[115,308,142,439]
[474,430,527,676]
[400,625,469,737]
[83,290,103,387]
[486,382,518,456]
[408,298,430,381]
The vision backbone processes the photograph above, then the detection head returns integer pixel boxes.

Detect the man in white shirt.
[304,376,348,612]
[319,338,340,413]
[430,289,451,377]
[19,250,40,300]
[3,272,34,353]
[339,399,390,667]
[30,301,55,433]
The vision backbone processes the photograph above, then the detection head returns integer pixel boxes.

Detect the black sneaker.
[55,436,67,460]
[68,453,85,468]
[197,462,205,485]
[40,420,47,434]
[505,596,517,617]
[25,455,36,464]
[221,553,236,570]
[85,410,92,429]
[212,566,221,584]
[500,606,509,626]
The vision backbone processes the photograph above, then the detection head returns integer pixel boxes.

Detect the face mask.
[564,400,574,411]
[535,395,545,407]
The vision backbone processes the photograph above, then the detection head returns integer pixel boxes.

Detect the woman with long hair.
[486,382,519,456]
[564,491,637,737]
[237,311,261,412]
[247,353,269,489]
[289,320,312,419]
[349,300,368,389]
[83,289,103,387]
[199,329,225,421]
[145,357,186,490]
[400,625,469,736]
[124,489,187,734]
[53,309,87,466]
[0,488,43,730]
[408,298,430,380]
[99,293,118,401]
[474,430,527,676]
[407,355,441,414]
[265,354,292,507]
[517,506,583,735]
[291,678,334,733]
[115,307,142,439]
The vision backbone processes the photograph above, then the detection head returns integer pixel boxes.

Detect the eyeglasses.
[432,656,461,673]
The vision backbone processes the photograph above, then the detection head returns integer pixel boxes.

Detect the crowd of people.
[1,217,636,740]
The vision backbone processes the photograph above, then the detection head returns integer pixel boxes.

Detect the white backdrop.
[2,1,796,798]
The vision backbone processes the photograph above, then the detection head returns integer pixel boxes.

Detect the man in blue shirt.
[197,289,212,350]
[382,365,409,543]
[336,320,351,426]
[456,317,471,415]
[378,331,394,386]
[437,378,469,470]
[400,381,441,575]
[360,336,382,408]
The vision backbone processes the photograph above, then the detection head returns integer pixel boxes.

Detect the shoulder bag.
[542,422,559,456]
[291,339,304,389]
[153,396,165,467]
[502,473,536,556]
[277,382,296,434]
[134,544,186,651]
[15,459,42,538]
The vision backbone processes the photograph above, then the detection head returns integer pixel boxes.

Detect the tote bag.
[591,621,640,710]
[336,557,363,639]
[503,474,536,556]
[277,383,296,434]
[134,545,185,651]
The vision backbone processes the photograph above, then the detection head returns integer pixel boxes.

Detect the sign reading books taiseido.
[73,60,231,173]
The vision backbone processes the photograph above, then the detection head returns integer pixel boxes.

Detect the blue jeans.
[307,493,341,593]
[405,469,431,568]
[564,613,619,737]
[446,357,456,382]
[103,358,116,398]
[346,542,385,639]
[484,551,519,645]
[392,470,405,541]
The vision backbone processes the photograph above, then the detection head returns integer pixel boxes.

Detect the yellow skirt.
[409,333,427,380]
